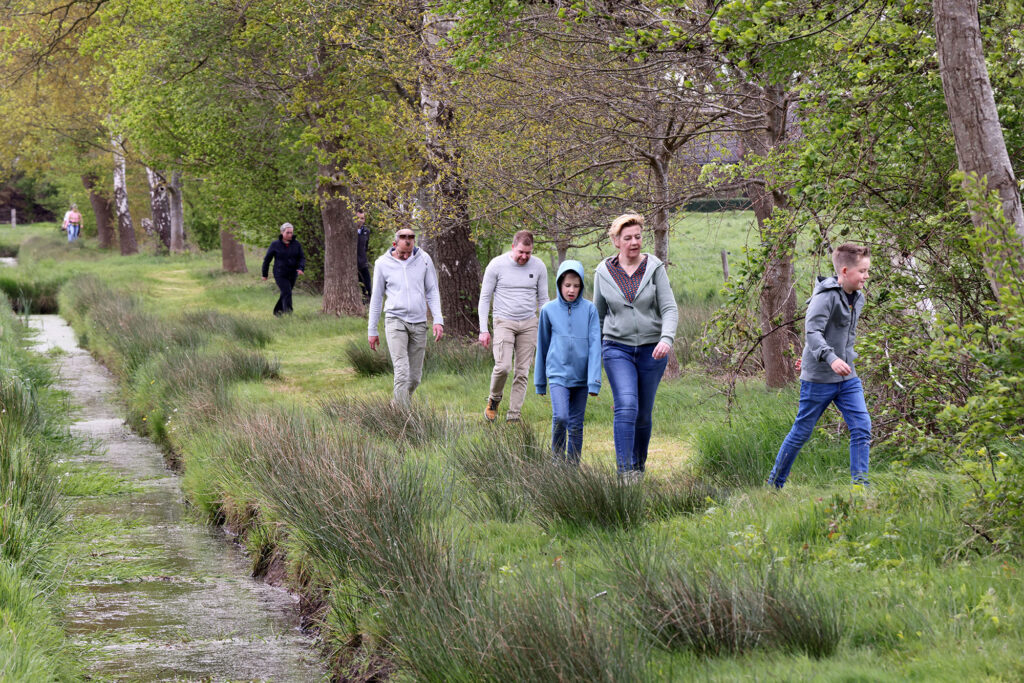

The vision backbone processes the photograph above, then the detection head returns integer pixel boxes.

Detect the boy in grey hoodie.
[767,243,872,488]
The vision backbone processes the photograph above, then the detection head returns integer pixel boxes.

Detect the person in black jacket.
[261,222,306,316]
[356,210,372,304]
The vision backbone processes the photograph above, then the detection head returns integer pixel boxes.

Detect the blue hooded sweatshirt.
[534,260,602,395]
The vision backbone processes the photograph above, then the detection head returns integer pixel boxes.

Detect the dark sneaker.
[484,398,499,422]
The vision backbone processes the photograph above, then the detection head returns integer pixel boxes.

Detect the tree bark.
[112,137,139,255]
[318,155,364,316]
[220,228,247,273]
[81,172,114,248]
[651,157,672,263]
[146,167,172,249]
[934,0,1024,298]
[418,9,481,337]
[740,82,797,388]
[168,170,185,253]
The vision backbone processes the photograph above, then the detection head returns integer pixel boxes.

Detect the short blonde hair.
[609,213,644,239]
[832,243,870,272]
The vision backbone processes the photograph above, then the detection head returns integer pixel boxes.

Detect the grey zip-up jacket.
[367,247,443,336]
[593,254,678,347]
[801,276,865,383]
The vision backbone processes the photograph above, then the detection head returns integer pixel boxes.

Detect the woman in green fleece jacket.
[593,214,678,481]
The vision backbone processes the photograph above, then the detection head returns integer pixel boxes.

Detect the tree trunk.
[81,172,114,248]
[740,82,797,388]
[651,158,672,263]
[220,228,247,273]
[146,167,172,249]
[419,9,481,337]
[112,137,138,255]
[317,145,364,316]
[168,171,185,253]
[934,0,1024,298]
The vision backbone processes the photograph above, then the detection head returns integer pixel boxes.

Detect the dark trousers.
[273,273,297,315]
[358,265,372,304]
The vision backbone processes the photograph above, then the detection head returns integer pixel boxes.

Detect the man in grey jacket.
[367,228,444,407]
[478,230,549,422]
[767,243,872,488]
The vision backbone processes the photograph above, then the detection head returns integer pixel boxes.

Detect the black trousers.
[358,265,372,304]
[273,272,297,315]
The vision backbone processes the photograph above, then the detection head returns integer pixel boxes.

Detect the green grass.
[0,303,81,681]
[4,218,1022,680]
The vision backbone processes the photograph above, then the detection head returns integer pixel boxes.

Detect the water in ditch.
[29,314,327,682]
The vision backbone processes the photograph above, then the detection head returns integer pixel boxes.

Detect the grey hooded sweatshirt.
[801,275,865,383]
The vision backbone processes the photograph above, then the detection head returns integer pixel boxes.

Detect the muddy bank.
[30,314,326,681]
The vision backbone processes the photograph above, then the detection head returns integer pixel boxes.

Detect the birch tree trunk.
[146,167,172,249]
[419,9,481,337]
[220,228,247,273]
[112,137,139,255]
[81,172,114,248]
[168,171,185,253]
[934,0,1024,298]
[651,157,672,263]
[740,82,797,388]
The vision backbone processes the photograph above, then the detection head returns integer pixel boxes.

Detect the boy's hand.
[830,358,852,376]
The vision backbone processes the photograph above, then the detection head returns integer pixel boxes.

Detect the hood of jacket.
[555,259,586,306]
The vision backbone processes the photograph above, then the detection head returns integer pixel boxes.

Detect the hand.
[433,324,444,342]
[368,335,379,351]
[652,341,672,360]
[479,332,491,348]
[795,358,802,372]
[830,358,852,376]
[297,270,304,276]
[262,276,267,281]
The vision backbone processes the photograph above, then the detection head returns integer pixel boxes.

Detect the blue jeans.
[767,377,872,488]
[67,223,80,242]
[549,384,588,465]
[602,340,669,473]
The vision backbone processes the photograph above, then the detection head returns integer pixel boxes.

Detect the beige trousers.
[488,317,538,418]
[385,316,427,407]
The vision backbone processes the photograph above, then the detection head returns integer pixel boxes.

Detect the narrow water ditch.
[29,314,327,681]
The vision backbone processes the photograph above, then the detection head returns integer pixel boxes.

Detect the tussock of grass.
[451,422,546,522]
[181,310,272,347]
[345,336,492,377]
[321,395,458,446]
[618,544,841,658]
[386,568,650,682]
[221,409,444,592]
[0,272,65,313]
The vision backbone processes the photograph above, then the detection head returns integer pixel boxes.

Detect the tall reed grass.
[0,307,79,680]
[321,395,458,446]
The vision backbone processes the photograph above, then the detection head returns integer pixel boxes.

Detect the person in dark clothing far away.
[356,210,372,305]
[261,222,305,316]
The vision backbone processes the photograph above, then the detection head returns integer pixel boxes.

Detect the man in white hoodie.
[367,228,444,406]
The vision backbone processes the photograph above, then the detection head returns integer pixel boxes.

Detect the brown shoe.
[484,398,499,422]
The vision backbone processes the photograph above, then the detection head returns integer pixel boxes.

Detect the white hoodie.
[367,247,444,335]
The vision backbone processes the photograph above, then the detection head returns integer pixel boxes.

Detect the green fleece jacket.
[593,254,678,347]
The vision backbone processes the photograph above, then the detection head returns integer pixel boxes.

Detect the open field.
[3,218,1023,680]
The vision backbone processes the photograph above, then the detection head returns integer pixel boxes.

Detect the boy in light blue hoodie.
[534,260,602,465]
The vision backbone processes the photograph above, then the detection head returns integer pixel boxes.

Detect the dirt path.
[29,314,326,681]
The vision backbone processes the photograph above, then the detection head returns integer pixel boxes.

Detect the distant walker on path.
[478,230,549,422]
[261,222,305,316]
[355,210,372,305]
[63,203,82,242]
[367,227,444,407]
